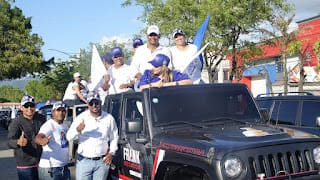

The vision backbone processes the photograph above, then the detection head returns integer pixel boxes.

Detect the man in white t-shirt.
[35,101,70,180]
[106,46,137,94]
[131,25,172,80]
[170,28,202,84]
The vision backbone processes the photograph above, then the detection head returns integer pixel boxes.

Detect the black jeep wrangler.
[104,84,320,180]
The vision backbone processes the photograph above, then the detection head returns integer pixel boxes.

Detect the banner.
[89,45,107,91]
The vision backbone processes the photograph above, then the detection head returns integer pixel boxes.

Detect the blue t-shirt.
[139,69,190,86]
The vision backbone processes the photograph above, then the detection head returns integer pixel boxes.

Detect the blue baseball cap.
[102,53,113,65]
[133,38,143,48]
[110,46,123,58]
[148,54,170,67]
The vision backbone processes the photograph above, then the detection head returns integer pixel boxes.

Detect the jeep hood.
[154,124,318,156]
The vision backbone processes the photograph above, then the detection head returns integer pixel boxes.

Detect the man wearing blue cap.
[139,54,192,91]
[8,95,46,180]
[35,101,71,180]
[104,46,138,94]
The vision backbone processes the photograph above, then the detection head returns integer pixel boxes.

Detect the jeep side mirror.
[126,119,142,133]
[316,117,320,127]
[259,108,270,122]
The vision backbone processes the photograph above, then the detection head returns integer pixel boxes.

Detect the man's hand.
[76,120,85,132]
[119,83,131,89]
[103,152,113,165]
[104,74,110,82]
[17,131,27,147]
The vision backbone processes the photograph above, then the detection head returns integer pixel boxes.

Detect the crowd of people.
[7,25,202,180]
[62,25,201,107]
[8,93,118,180]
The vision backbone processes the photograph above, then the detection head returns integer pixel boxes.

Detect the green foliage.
[314,40,320,55]
[0,85,24,102]
[0,0,46,80]
[122,0,292,81]
[313,40,320,70]
[287,40,303,56]
[25,80,58,102]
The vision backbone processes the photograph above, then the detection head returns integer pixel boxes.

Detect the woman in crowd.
[139,54,192,91]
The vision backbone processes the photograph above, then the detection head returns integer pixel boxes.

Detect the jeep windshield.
[147,84,261,127]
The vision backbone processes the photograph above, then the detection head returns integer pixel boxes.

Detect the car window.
[256,99,273,109]
[301,101,320,127]
[270,100,298,125]
[109,100,121,128]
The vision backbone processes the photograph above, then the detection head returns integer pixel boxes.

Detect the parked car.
[255,92,320,136]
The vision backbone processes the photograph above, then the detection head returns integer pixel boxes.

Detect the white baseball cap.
[147,25,160,35]
[73,72,81,78]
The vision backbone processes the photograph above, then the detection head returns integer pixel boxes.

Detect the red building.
[231,15,320,96]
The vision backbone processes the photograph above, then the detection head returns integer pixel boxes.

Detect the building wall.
[226,15,320,94]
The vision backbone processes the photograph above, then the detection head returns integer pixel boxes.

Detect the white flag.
[89,45,107,91]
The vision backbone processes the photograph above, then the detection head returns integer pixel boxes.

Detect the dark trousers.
[17,167,39,180]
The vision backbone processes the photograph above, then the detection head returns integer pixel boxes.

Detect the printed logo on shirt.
[60,131,68,148]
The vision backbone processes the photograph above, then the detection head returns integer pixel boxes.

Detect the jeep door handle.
[119,138,128,145]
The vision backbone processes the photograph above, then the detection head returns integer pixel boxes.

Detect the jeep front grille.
[246,145,319,179]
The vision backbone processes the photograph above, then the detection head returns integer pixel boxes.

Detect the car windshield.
[149,85,261,127]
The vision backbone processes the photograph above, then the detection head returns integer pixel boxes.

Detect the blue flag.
[193,16,210,65]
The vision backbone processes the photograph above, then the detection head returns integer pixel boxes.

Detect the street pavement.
[0,126,75,180]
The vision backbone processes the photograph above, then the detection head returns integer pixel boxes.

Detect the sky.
[12,0,320,61]
[13,0,145,60]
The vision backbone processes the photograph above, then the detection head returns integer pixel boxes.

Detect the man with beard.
[35,101,71,180]
[131,25,172,81]
[66,92,119,180]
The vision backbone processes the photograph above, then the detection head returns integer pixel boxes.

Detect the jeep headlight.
[223,156,243,178]
[313,146,320,164]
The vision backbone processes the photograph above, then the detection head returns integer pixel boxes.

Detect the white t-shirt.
[62,82,78,101]
[170,44,202,83]
[131,44,172,74]
[38,119,69,168]
[108,64,137,95]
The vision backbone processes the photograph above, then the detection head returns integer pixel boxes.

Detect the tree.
[24,80,58,102]
[314,39,320,70]
[0,0,47,80]
[259,11,298,94]
[122,0,291,82]
[0,85,24,102]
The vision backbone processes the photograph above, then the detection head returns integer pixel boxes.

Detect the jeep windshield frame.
[145,84,262,127]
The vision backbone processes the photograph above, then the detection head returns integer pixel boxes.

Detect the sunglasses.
[89,100,101,106]
[23,103,35,108]
[113,55,123,59]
